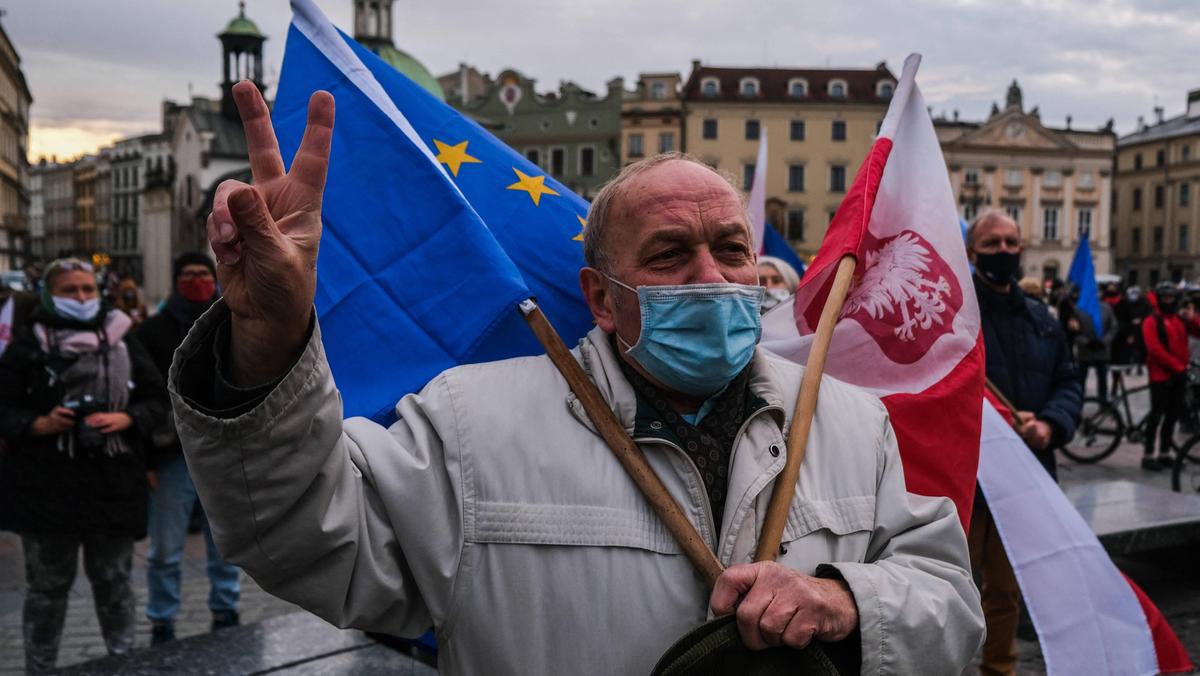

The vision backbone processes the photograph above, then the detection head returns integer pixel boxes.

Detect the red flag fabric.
[761,54,983,528]
[1122,573,1195,673]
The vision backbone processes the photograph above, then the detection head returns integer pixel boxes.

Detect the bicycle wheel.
[1172,435,1200,492]
[1061,397,1125,463]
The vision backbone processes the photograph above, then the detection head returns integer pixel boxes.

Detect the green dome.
[374,45,444,101]
[220,4,265,39]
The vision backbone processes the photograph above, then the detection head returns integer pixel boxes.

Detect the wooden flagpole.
[518,300,725,588]
[754,254,858,562]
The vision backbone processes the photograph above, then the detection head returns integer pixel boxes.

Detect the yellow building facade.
[681,61,896,257]
[621,73,684,167]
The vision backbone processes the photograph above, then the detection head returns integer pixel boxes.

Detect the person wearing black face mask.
[964,210,1082,676]
[1140,283,1200,470]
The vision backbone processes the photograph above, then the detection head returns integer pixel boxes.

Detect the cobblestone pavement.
[2,372,1198,674]
[0,530,300,674]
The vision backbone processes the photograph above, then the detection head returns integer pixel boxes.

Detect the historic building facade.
[0,17,31,272]
[1112,89,1200,287]
[32,160,75,260]
[681,61,896,257]
[936,81,1116,279]
[621,73,683,168]
[453,70,624,199]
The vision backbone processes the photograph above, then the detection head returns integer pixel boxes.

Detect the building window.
[1153,225,1164,252]
[1133,188,1142,210]
[743,164,756,190]
[1078,207,1092,238]
[832,121,846,141]
[1004,169,1022,187]
[627,134,643,158]
[1149,269,1161,286]
[1132,227,1142,253]
[830,165,847,193]
[701,77,720,97]
[964,168,980,185]
[740,78,760,97]
[1042,206,1060,240]
[1043,170,1062,188]
[1182,182,1191,208]
[1180,223,1190,251]
[1005,205,1021,223]
[552,147,566,176]
[1157,149,1166,167]
[526,148,541,167]
[579,147,595,176]
[828,79,847,98]
[702,119,718,140]
[658,132,675,153]
[1042,263,1060,282]
[1134,153,1143,170]
[1154,185,1165,209]
[790,120,805,141]
[876,81,895,98]
[964,202,978,222]
[1078,171,1094,190]
[650,81,667,100]
[788,164,805,192]
[1183,145,1192,162]
[745,119,760,140]
[786,209,805,241]
[788,79,807,98]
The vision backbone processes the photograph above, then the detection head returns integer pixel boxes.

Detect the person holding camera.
[0,257,166,674]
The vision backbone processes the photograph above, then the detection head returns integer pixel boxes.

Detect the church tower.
[219,2,267,119]
[352,0,445,100]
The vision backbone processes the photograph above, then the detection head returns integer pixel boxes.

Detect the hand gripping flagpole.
[754,254,857,562]
[519,299,726,588]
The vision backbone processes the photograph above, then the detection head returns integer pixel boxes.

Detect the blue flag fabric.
[273,12,547,421]
[761,223,806,278]
[1068,232,1103,336]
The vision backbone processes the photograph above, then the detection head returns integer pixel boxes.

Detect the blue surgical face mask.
[52,296,101,322]
[607,275,764,396]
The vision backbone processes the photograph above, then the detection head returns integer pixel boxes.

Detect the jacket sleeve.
[124,334,168,442]
[0,343,39,441]
[1101,304,1118,348]
[1035,322,1083,446]
[820,418,984,675]
[1142,316,1186,374]
[169,304,462,638]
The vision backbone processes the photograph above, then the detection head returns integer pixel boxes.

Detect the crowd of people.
[0,253,241,674]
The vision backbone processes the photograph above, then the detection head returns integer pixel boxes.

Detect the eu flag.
[1067,232,1103,336]
[271,0,591,421]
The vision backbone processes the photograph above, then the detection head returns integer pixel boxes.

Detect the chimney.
[953,109,959,122]
[1066,114,1072,130]
[691,59,701,73]
[1154,106,1165,124]
[1137,115,1145,131]
[1188,88,1200,119]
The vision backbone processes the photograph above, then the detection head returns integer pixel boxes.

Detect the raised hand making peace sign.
[207,81,334,385]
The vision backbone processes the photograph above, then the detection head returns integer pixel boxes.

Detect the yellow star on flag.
[573,214,586,241]
[433,139,481,177]
[506,168,559,206]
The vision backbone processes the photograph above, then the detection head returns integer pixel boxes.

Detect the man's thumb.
[229,187,276,242]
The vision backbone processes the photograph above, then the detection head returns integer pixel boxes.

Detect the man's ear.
[966,246,977,265]
[579,267,616,332]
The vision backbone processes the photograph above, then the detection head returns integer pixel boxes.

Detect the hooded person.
[1140,282,1200,470]
[131,252,241,644]
[0,257,167,674]
[756,256,801,312]
[112,277,147,326]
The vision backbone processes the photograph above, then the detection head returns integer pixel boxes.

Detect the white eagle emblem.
[843,231,952,342]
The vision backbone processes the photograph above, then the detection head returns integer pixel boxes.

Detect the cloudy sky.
[8,0,1199,160]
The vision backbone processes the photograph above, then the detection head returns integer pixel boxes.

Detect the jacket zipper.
[633,435,718,551]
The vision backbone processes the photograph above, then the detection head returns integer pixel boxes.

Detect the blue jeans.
[146,453,240,622]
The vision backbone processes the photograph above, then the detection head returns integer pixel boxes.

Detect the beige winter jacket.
[170,303,984,675]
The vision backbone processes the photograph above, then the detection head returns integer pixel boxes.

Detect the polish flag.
[762,53,1184,675]
[748,128,769,254]
[760,54,983,526]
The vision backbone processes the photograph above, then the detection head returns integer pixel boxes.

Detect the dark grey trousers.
[21,533,135,674]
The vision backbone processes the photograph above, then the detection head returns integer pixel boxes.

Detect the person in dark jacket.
[965,211,1083,676]
[1067,287,1118,401]
[1115,285,1152,368]
[132,252,240,644]
[0,258,167,674]
[1140,282,1200,470]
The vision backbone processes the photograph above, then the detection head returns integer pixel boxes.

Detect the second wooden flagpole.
[755,254,858,562]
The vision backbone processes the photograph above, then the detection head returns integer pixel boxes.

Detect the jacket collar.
[571,325,788,435]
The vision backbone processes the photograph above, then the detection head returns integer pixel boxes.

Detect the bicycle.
[1061,364,1147,463]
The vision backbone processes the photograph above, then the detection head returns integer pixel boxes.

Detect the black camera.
[63,395,110,452]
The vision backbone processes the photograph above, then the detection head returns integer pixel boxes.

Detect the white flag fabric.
[979,403,1158,675]
[748,128,768,254]
[0,297,13,358]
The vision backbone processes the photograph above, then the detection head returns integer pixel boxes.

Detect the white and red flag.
[763,53,1185,675]
[760,54,983,525]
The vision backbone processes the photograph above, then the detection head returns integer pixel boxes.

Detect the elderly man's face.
[580,160,758,347]
[967,215,1022,263]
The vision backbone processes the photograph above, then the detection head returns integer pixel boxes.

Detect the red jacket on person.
[1142,311,1200,382]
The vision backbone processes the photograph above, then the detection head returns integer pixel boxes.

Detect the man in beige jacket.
[170,82,984,675]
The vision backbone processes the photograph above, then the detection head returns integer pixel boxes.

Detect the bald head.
[966,210,1020,250]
